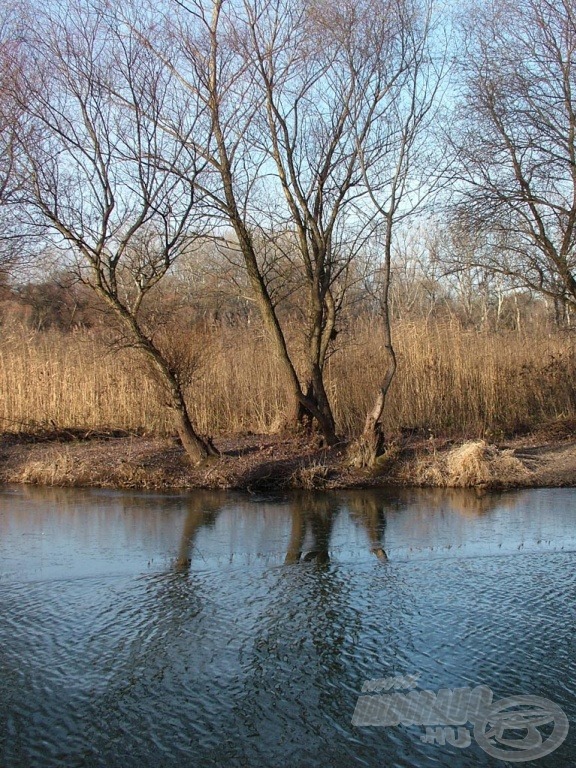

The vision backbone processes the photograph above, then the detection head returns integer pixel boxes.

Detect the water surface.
[0,485,574,766]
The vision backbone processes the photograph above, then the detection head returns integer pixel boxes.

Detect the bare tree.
[12,2,217,462]
[156,0,359,443]
[351,0,446,464]
[453,0,576,314]
[136,0,437,447]
[133,0,327,437]
[0,2,30,281]
[232,0,390,443]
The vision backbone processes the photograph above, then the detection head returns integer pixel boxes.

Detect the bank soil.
[1,428,575,492]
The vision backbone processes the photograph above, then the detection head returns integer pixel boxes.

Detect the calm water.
[0,484,575,767]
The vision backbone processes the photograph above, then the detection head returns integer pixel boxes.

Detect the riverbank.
[1,428,575,491]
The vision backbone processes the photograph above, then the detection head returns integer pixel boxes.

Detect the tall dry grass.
[1,319,575,438]
[329,319,576,437]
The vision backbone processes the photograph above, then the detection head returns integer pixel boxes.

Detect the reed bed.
[330,319,576,438]
[1,320,575,438]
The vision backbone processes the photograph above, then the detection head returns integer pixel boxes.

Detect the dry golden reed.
[1,320,575,439]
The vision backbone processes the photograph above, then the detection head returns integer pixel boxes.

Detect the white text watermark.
[352,674,569,762]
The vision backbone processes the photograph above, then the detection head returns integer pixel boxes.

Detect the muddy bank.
[1,429,575,492]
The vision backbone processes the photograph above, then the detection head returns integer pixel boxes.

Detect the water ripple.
[1,486,575,767]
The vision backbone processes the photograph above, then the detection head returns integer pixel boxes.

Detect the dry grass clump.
[290,461,331,489]
[13,448,85,486]
[403,439,533,488]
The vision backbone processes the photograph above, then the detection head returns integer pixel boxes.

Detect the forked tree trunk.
[288,290,338,444]
[210,67,338,446]
[281,381,337,447]
[228,219,338,444]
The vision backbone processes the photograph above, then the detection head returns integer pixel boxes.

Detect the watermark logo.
[352,674,569,762]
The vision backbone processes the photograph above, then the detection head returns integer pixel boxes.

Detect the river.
[0,485,574,766]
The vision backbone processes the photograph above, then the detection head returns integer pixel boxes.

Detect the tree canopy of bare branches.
[453,0,576,312]
[11,1,217,462]
[131,0,441,449]
[4,0,446,463]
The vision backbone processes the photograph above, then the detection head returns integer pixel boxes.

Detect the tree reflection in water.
[347,494,388,561]
[175,491,390,572]
[284,494,339,565]
[174,492,222,572]
[285,492,388,565]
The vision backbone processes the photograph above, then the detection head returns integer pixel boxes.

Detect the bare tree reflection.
[347,493,388,561]
[173,487,510,574]
[284,492,389,564]
[175,492,222,572]
[285,494,338,565]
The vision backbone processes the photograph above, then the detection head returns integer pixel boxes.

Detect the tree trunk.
[171,392,218,465]
[295,288,337,444]
[357,340,396,464]
[101,292,217,466]
[351,223,396,467]
[284,380,312,432]
[310,364,337,445]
